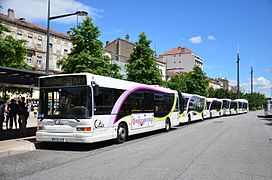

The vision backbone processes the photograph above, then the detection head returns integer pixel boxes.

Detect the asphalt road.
[0,111,272,180]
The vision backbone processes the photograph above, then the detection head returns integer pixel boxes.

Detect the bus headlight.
[37,126,45,131]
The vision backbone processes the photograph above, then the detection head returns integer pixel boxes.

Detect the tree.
[60,17,122,79]
[0,21,30,69]
[186,66,209,96]
[243,92,266,110]
[126,32,163,85]
[168,66,209,96]
[168,72,188,92]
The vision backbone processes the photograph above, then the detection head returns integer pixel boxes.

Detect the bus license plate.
[52,138,65,142]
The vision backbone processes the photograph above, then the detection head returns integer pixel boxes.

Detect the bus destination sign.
[40,75,87,87]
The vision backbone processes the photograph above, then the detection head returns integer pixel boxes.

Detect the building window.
[17,32,23,40]
[49,43,53,52]
[27,53,32,65]
[56,61,61,69]
[37,37,43,48]
[57,43,61,53]
[36,56,42,67]
[27,35,33,46]
[64,49,68,55]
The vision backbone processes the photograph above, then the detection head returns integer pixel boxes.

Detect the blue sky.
[2,0,272,97]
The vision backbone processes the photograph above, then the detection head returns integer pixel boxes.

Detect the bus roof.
[180,92,205,99]
[39,73,177,93]
[234,99,248,103]
[206,98,222,102]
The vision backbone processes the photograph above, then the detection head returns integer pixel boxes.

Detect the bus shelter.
[0,66,46,100]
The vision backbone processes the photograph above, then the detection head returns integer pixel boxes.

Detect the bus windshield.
[39,86,91,119]
[223,100,230,109]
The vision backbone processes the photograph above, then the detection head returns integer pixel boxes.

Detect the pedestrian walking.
[0,100,5,131]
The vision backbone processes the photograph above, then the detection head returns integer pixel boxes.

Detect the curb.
[0,136,36,157]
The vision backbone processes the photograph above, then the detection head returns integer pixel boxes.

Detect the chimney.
[19,18,25,21]
[106,41,110,46]
[125,34,130,42]
[8,9,14,19]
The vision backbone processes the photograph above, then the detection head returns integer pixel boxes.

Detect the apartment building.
[159,47,203,77]
[0,9,72,73]
[104,35,166,79]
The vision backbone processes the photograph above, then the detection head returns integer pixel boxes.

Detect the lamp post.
[45,0,88,75]
[250,66,253,94]
[237,46,240,98]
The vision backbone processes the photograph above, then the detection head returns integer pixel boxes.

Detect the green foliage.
[207,87,215,97]
[0,21,30,70]
[126,32,163,85]
[0,86,31,102]
[169,66,209,96]
[243,92,267,110]
[60,17,122,79]
[168,73,188,92]
[209,87,266,110]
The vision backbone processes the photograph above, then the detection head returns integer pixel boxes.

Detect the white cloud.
[229,80,237,86]
[254,76,271,88]
[1,0,103,24]
[240,76,272,96]
[189,36,202,44]
[264,68,272,73]
[207,35,216,40]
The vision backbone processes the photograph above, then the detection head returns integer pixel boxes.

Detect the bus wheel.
[201,113,204,121]
[165,118,171,132]
[116,123,127,144]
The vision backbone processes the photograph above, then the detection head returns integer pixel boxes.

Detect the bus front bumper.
[36,131,115,143]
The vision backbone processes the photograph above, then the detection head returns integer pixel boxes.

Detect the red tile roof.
[160,47,192,56]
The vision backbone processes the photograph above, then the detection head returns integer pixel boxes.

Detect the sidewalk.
[0,113,38,157]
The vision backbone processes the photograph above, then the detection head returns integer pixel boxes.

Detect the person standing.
[8,99,18,130]
[18,97,27,131]
[0,100,5,131]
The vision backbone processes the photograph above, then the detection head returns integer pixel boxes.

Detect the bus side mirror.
[93,85,99,96]
[91,81,99,96]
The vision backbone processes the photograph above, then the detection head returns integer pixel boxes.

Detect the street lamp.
[237,45,240,98]
[45,0,88,75]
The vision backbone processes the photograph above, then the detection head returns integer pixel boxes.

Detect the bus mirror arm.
[91,81,99,96]
[74,117,80,122]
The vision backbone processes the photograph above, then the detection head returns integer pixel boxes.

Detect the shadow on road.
[265,122,272,126]
[34,128,176,152]
[0,127,36,141]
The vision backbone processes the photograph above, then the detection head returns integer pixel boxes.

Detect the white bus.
[264,100,272,116]
[36,73,180,143]
[230,100,238,115]
[234,99,248,114]
[178,93,205,124]
[222,99,231,115]
[204,98,223,118]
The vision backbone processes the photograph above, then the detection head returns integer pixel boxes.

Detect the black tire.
[210,112,212,118]
[116,123,127,144]
[201,113,204,121]
[165,118,171,132]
